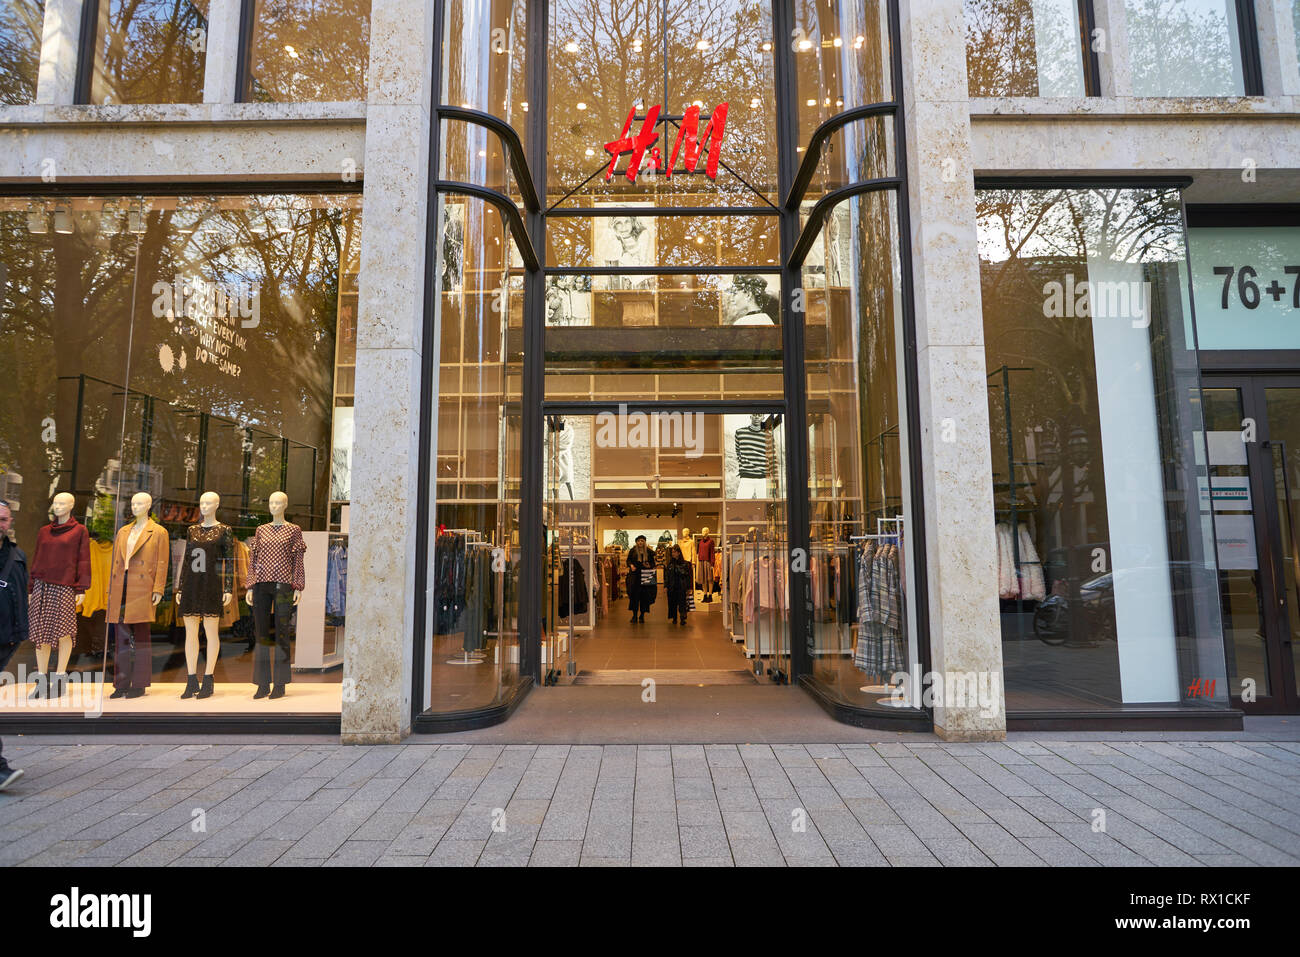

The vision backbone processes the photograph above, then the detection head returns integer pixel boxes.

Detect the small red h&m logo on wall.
[603,102,729,183]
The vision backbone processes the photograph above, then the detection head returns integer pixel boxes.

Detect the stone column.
[1092,0,1133,97]
[35,0,83,105]
[202,0,245,104]
[899,0,1005,740]
[1255,0,1300,96]
[340,0,436,744]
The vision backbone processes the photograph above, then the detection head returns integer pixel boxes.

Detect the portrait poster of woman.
[593,203,655,291]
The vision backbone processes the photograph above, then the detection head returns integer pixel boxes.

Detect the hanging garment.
[558,557,589,618]
[220,539,251,629]
[79,539,114,618]
[996,523,1018,599]
[1016,523,1046,602]
[326,543,349,618]
[742,557,785,623]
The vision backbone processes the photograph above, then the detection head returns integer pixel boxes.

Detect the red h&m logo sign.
[603,103,729,182]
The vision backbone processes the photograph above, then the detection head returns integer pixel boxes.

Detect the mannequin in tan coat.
[106,492,168,698]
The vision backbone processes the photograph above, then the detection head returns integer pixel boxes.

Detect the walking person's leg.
[0,640,23,788]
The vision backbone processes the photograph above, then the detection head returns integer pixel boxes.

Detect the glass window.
[1126,0,1246,96]
[87,0,209,104]
[547,0,777,209]
[424,194,525,713]
[801,190,921,714]
[791,0,893,145]
[976,185,1228,711]
[0,0,44,105]
[245,0,371,103]
[1187,225,1300,351]
[0,191,360,717]
[963,0,1086,96]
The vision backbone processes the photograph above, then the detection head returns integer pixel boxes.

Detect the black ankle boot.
[196,674,214,699]
[110,685,128,699]
[253,684,270,699]
[268,684,286,700]
[181,675,199,699]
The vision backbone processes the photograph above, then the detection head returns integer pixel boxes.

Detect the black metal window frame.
[413,0,929,729]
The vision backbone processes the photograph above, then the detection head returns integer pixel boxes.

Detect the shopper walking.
[0,500,28,789]
[626,535,656,624]
[664,544,692,626]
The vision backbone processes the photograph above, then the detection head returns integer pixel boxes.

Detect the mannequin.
[696,526,715,603]
[175,491,232,700]
[548,416,575,500]
[245,491,305,700]
[735,414,767,499]
[106,492,168,698]
[27,492,91,699]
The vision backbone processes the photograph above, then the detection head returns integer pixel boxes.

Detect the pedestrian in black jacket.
[626,535,656,623]
[0,501,28,789]
[664,544,692,626]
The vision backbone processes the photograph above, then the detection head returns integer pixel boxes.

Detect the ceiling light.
[696,39,710,50]
[798,39,812,51]
[585,148,595,157]
[478,149,486,157]
[854,35,865,48]
[805,98,816,106]
[761,42,772,51]
[758,233,767,239]
[833,36,842,47]
[692,99,703,108]
[750,97,760,108]
[284,44,299,58]
[576,102,587,110]
[521,101,528,111]
[564,40,579,53]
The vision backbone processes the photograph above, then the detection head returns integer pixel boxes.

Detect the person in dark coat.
[0,501,28,789]
[663,544,692,626]
[626,535,656,623]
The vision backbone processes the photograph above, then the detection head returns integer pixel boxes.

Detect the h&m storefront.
[5,0,1294,739]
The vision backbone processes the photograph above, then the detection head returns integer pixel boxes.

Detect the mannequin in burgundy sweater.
[28,492,91,699]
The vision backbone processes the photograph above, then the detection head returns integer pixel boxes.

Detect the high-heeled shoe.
[196,674,214,699]
[268,684,286,700]
[253,684,270,699]
[181,675,199,699]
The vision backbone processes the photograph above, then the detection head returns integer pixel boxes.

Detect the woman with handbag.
[626,535,656,623]
[664,544,693,626]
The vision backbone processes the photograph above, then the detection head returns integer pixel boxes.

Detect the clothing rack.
[988,364,1042,642]
[444,529,492,666]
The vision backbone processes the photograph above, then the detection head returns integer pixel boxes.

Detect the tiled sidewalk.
[2,739,1298,866]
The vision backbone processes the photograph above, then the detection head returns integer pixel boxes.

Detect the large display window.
[0,0,43,105]
[244,0,372,103]
[975,184,1229,713]
[0,190,360,718]
[84,0,209,104]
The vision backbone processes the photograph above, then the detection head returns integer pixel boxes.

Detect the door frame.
[1202,371,1300,712]
[537,399,802,683]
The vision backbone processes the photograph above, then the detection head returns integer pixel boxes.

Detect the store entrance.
[542,409,789,687]
[1202,375,1300,713]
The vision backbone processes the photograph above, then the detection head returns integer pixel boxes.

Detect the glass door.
[1202,377,1300,712]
